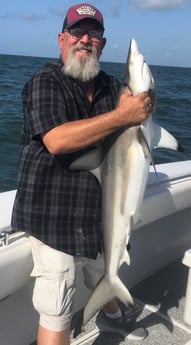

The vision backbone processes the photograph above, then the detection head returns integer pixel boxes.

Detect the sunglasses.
[65,27,103,41]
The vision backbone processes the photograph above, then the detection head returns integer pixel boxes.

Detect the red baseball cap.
[62,3,104,32]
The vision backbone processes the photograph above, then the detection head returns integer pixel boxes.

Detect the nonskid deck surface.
[30,258,191,345]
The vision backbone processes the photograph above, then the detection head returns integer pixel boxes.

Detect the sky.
[1,0,191,67]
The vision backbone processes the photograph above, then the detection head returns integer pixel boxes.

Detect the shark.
[71,38,182,338]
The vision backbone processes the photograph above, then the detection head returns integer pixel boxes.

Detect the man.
[12,3,155,345]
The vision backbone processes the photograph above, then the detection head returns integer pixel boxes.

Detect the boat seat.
[0,232,33,301]
[182,249,191,326]
[0,190,33,300]
[0,190,16,231]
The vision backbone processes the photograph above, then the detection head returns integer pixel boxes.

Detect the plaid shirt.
[11,59,121,259]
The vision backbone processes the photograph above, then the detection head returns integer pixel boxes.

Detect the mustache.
[73,43,93,53]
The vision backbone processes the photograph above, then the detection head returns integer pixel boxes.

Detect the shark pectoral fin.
[90,167,102,184]
[69,145,103,171]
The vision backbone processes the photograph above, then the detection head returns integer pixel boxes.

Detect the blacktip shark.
[71,38,182,338]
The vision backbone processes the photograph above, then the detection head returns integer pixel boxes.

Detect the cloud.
[0,11,45,23]
[48,6,67,18]
[16,12,45,22]
[129,0,187,10]
[165,45,180,57]
[108,1,123,17]
[0,13,11,19]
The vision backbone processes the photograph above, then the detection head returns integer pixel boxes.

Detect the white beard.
[63,44,100,82]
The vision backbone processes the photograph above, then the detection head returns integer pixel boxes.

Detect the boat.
[1,160,191,345]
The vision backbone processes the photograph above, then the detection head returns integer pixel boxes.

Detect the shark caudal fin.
[73,274,134,338]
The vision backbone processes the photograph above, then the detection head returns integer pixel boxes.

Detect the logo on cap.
[76,5,96,17]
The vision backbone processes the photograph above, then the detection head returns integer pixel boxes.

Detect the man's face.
[58,20,106,81]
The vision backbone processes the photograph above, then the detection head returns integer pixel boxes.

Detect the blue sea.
[1,54,191,193]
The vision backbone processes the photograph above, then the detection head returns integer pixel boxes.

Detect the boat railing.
[0,230,10,246]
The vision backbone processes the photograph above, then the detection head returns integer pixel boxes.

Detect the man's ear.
[58,33,64,49]
[101,37,107,50]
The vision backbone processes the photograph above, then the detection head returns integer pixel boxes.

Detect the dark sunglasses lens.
[69,28,102,40]
[70,28,84,38]
[89,30,103,40]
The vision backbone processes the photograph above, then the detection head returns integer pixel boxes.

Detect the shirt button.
[76,228,83,235]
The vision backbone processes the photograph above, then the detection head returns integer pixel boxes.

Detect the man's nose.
[80,33,91,43]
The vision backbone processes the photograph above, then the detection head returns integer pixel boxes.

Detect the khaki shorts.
[29,236,104,331]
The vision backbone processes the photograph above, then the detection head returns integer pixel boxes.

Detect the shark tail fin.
[73,274,134,338]
[113,275,134,306]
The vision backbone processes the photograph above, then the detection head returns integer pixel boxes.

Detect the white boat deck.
[72,257,191,345]
[30,257,191,345]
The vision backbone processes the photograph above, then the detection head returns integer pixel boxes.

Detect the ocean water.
[0,54,191,193]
